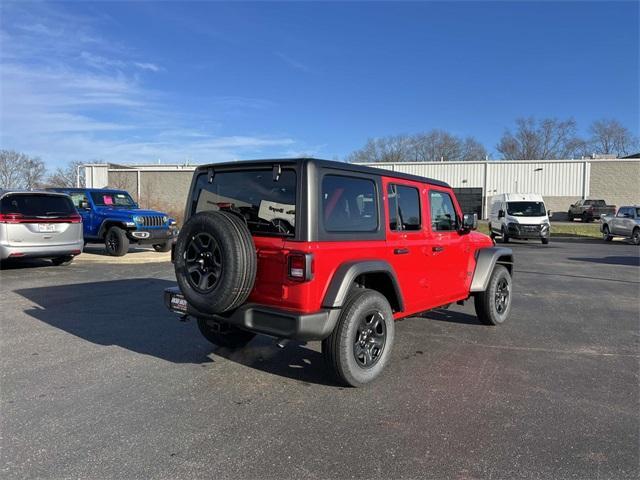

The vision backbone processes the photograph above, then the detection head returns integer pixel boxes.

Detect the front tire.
[501,227,510,243]
[474,265,512,326]
[541,238,549,245]
[153,242,172,252]
[105,226,129,256]
[197,317,255,349]
[602,225,613,242]
[322,289,395,387]
[632,228,640,246]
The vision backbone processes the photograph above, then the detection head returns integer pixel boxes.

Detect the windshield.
[507,201,546,217]
[91,191,136,207]
[1,194,75,217]
[192,168,297,237]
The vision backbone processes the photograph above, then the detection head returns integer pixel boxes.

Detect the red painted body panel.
[246,175,493,319]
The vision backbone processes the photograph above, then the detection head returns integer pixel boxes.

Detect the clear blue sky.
[1,1,638,168]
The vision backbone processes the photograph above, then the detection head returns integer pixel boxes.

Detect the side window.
[387,184,421,231]
[616,208,627,218]
[70,192,88,208]
[430,191,458,231]
[322,175,377,232]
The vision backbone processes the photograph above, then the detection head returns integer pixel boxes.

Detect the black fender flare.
[322,260,405,311]
[98,219,132,239]
[470,247,514,293]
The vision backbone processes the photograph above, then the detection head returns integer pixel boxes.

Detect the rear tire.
[322,289,395,387]
[581,212,589,223]
[153,242,172,252]
[105,226,129,256]
[51,255,74,266]
[474,265,512,326]
[541,238,549,245]
[197,317,255,349]
[602,225,613,242]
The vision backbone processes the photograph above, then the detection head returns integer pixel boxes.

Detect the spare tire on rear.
[174,211,257,314]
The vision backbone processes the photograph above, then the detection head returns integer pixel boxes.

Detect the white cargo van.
[489,193,551,244]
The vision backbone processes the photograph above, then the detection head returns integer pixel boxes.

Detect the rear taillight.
[0,213,24,223]
[0,213,81,223]
[287,252,313,282]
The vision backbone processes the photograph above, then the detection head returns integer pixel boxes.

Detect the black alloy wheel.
[353,310,387,368]
[185,232,223,293]
[494,277,510,315]
[106,230,119,251]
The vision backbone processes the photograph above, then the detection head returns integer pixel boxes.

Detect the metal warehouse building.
[82,158,639,219]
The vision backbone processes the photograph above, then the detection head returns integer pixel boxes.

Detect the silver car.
[0,190,84,265]
[601,206,640,245]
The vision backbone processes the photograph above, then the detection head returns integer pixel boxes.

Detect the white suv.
[0,190,84,265]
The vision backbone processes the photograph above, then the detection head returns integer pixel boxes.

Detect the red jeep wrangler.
[165,159,513,386]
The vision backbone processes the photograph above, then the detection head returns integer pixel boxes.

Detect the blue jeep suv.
[48,188,178,256]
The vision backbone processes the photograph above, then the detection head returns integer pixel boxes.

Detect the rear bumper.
[0,241,83,260]
[163,286,340,341]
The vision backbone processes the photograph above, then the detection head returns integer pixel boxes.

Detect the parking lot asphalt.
[1,239,639,479]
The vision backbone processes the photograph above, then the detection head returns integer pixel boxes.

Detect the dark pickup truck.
[567,199,616,222]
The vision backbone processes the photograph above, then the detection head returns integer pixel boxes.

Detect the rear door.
[427,188,470,304]
[384,178,431,313]
[0,193,81,247]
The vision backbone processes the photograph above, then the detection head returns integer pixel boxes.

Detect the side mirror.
[461,213,478,232]
[498,209,505,219]
[547,209,553,218]
[79,200,90,209]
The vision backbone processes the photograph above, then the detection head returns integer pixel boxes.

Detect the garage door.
[453,188,483,217]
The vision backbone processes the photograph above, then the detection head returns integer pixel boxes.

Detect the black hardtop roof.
[195,158,450,188]
[48,187,131,194]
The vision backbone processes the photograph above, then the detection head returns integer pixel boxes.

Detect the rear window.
[192,169,297,237]
[322,175,377,232]
[585,200,605,206]
[1,194,75,217]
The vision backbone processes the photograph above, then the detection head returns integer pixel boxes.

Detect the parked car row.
[0,187,178,265]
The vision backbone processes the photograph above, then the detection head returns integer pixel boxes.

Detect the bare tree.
[348,130,487,163]
[588,119,638,157]
[48,161,85,187]
[347,135,414,163]
[22,157,47,189]
[497,117,584,160]
[0,150,47,189]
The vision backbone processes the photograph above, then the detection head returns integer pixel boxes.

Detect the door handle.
[394,248,410,255]
[432,246,445,253]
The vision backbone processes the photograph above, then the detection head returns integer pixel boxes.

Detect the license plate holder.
[169,291,188,313]
[38,224,56,233]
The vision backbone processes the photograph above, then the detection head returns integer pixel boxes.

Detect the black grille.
[141,215,164,227]
[520,224,541,233]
